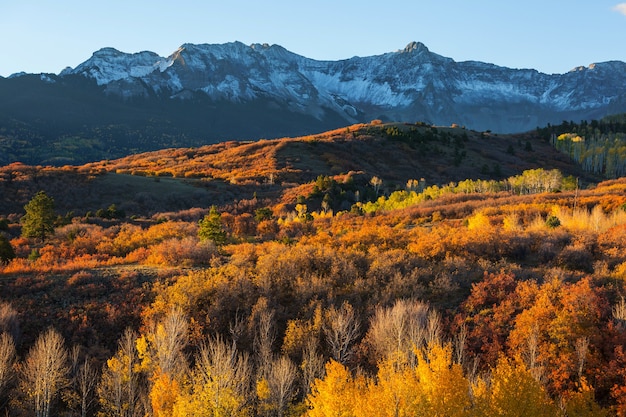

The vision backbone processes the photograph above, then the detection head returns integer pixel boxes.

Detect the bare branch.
[0,333,15,401]
[20,328,69,417]
[324,302,360,364]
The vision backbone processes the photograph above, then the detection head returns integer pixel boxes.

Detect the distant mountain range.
[2,41,626,165]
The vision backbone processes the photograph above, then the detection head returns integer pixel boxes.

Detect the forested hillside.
[0,121,625,416]
[537,114,626,179]
[0,122,596,216]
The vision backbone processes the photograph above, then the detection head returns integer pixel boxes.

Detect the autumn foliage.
[1,123,626,415]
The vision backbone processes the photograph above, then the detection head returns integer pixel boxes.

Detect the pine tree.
[198,206,226,246]
[21,191,55,242]
[0,235,14,265]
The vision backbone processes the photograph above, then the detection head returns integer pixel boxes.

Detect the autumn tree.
[20,328,69,417]
[453,271,529,366]
[357,356,418,417]
[366,299,430,365]
[76,358,98,417]
[413,342,472,416]
[352,343,471,417]
[323,302,360,364]
[472,356,557,417]
[561,378,610,417]
[138,308,189,378]
[66,346,98,417]
[137,308,188,417]
[254,308,276,381]
[306,360,362,417]
[21,191,56,241]
[370,176,383,197]
[174,336,252,417]
[300,338,325,398]
[258,356,298,417]
[98,327,145,417]
[507,277,607,396]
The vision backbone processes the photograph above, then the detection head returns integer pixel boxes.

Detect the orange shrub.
[67,270,95,286]
[230,213,257,238]
[9,237,31,258]
[257,220,279,240]
[145,236,217,267]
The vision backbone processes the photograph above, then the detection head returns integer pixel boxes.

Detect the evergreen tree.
[198,206,226,246]
[506,144,516,155]
[21,191,55,242]
[0,235,14,265]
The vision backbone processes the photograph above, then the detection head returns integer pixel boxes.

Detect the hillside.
[0,122,597,217]
[0,175,625,415]
[1,120,626,415]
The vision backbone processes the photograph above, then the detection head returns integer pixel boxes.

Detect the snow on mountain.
[59,41,626,132]
[70,47,169,85]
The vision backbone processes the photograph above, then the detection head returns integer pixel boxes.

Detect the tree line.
[537,115,626,179]
[357,168,572,214]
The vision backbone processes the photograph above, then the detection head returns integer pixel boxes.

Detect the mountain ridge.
[41,41,626,121]
[3,41,626,165]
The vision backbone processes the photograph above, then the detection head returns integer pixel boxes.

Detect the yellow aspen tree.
[150,372,181,417]
[306,359,363,417]
[136,308,188,417]
[256,377,272,416]
[173,336,252,417]
[355,355,422,417]
[97,328,144,417]
[413,343,471,417]
[474,356,557,417]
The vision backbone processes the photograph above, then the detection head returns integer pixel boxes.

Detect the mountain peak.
[70,47,165,85]
[92,47,124,58]
[401,41,429,54]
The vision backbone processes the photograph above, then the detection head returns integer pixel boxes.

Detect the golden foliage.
[473,356,557,417]
[150,372,181,417]
[306,360,363,417]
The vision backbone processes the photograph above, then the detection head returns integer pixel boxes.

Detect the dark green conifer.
[21,191,55,242]
[0,234,15,264]
[198,206,227,245]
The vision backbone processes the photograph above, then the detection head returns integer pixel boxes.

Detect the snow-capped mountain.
[57,41,626,133]
[3,41,626,165]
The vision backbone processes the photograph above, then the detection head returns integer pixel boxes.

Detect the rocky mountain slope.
[2,41,626,164]
[63,41,626,132]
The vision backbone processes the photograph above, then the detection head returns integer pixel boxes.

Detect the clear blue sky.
[1,0,626,77]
